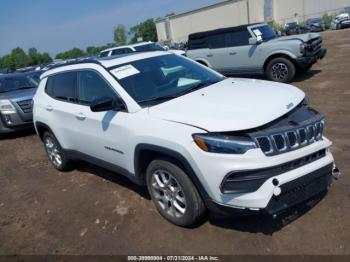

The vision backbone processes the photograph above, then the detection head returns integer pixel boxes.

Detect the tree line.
[0,19,157,70]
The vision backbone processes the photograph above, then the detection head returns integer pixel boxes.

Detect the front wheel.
[146,158,206,227]
[266,57,296,83]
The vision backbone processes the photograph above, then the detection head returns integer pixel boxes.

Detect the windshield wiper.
[137,79,222,105]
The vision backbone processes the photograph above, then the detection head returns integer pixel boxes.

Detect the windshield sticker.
[253,29,262,36]
[110,65,140,79]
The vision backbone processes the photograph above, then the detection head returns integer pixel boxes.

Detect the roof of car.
[188,23,261,40]
[40,51,171,79]
[100,41,153,53]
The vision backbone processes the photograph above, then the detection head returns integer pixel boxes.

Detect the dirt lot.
[0,29,350,255]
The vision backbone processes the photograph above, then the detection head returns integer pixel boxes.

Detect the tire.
[146,158,206,227]
[42,131,73,171]
[266,57,296,83]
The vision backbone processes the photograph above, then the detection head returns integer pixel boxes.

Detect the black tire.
[146,158,206,227]
[42,131,73,171]
[266,57,296,83]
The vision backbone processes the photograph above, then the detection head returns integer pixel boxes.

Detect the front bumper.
[295,48,327,69]
[0,112,33,134]
[186,137,334,211]
[207,162,333,216]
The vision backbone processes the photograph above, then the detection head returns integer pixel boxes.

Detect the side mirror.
[90,96,125,112]
[249,37,258,45]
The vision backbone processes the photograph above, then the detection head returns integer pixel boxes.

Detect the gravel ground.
[0,29,349,255]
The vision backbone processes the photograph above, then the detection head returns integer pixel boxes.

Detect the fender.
[134,143,211,202]
[34,121,54,139]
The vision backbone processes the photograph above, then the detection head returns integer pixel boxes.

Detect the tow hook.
[332,164,341,180]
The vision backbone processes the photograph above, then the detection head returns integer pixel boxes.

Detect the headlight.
[300,43,306,54]
[193,133,257,154]
[0,99,16,114]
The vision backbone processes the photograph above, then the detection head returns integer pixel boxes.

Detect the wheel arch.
[35,121,54,140]
[134,144,210,202]
[263,52,296,72]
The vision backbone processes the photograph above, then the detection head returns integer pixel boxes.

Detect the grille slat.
[17,99,33,113]
[255,120,325,156]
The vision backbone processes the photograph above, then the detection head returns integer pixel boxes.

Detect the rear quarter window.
[45,72,77,102]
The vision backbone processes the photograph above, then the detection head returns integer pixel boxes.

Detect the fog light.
[3,114,13,124]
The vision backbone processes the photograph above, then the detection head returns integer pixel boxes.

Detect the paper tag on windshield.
[253,29,262,36]
[111,65,140,79]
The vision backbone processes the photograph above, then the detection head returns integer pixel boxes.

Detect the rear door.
[44,72,80,150]
[206,30,254,73]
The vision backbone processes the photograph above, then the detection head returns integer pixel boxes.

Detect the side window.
[111,48,132,56]
[45,72,77,102]
[77,71,116,105]
[225,30,251,47]
[208,34,226,49]
[100,51,110,57]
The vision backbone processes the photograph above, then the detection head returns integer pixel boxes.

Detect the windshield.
[309,18,322,23]
[134,43,165,52]
[0,74,37,93]
[109,54,224,106]
[250,25,277,41]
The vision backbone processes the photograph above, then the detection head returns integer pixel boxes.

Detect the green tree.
[129,19,157,44]
[55,47,86,60]
[114,24,127,46]
[0,54,15,70]
[40,52,53,64]
[28,47,40,65]
[11,47,29,69]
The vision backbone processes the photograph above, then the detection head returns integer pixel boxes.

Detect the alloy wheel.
[44,137,62,168]
[271,62,289,81]
[151,169,187,218]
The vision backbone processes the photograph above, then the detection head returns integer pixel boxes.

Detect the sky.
[0,0,221,57]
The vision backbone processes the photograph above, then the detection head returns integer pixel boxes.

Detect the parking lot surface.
[0,29,349,255]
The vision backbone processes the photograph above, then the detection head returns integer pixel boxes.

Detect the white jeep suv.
[33,51,337,226]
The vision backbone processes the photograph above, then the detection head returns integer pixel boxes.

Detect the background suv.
[33,51,336,227]
[0,72,40,135]
[186,23,326,83]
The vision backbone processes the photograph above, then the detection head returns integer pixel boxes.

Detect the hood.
[269,33,320,43]
[0,88,36,101]
[148,78,305,132]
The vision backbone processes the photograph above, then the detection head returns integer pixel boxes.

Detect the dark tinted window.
[100,51,110,57]
[77,71,116,105]
[207,30,251,49]
[46,72,77,101]
[134,43,164,52]
[111,48,133,56]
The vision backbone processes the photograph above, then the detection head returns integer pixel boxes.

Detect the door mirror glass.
[90,96,124,112]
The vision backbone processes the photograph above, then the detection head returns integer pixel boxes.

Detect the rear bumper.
[295,48,327,69]
[207,163,333,216]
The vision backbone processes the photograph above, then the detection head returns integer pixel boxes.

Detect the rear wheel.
[43,132,72,171]
[266,57,296,83]
[146,158,206,227]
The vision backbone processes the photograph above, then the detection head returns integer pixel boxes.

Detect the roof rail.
[46,58,104,71]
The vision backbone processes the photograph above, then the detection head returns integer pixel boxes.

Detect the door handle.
[75,112,86,120]
[207,54,213,57]
[45,105,53,111]
[229,51,237,55]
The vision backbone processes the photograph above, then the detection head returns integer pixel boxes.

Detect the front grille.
[307,37,322,54]
[255,120,324,156]
[17,99,33,113]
